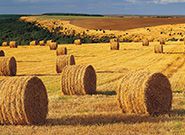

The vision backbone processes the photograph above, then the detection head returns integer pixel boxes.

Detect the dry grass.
[0,76,48,125]
[0,42,184,134]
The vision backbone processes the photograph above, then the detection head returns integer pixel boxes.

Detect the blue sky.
[1,0,185,15]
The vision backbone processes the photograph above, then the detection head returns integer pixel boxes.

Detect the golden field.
[0,42,184,135]
[20,16,185,42]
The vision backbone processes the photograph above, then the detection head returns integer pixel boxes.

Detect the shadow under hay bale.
[0,50,5,57]
[56,47,67,56]
[56,55,75,73]
[117,71,172,115]
[61,65,96,95]
[49,42,58,50]
[154,44,163,53]
[46,113,182,126]
[110,39,119,50]
[0,76,48,125]
[0,57,16,76]
[9,41,17,48]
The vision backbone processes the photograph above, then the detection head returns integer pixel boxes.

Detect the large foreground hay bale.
[154,44,163,53]
[110,39,120,50]
[117,71,172,115]
[56,47,67,56]
[49,42,58,50]
[0,50,5,57]
[2,42,8,47]
[0,76,48,125]
[61,65,96,95]
[56,55,75,73]
[142,39,149,46]
[39,40,45,46]
[74,39,81,45]
[0,57,16,76]
[30,41,38,46]
[9,41,17,48]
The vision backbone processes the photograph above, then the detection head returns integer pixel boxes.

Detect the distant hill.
[42,13,104,17]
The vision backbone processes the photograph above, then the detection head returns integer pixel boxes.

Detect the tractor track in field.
[162,56,185,78]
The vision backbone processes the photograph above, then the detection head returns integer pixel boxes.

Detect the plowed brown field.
[70,17,185,30]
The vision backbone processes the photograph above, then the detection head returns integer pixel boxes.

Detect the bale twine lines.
[61,65,97,95]
[56,55,75,73]
[2,42,8,47]
[142,39,149,46]
[56,47,67,56]
[110,38,119,50]
[0,50,5,57]
[0,57,16,76]
[9,41,17,48]
[49,42,58,50]
[0,76,48,125]
[74,39,81,45]
[154,44,163,53]
[117,71,172,115]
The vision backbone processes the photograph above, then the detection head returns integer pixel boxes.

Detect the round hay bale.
[2,42,8,47]
[0,50,5,57]
[61,65,96,95]
[56,55,75,73]
[159,39,165,45]
[0,57,16,76]
[56,47,67,56]
[30,41,38,46]
[110,38,119,50]
[9,41,17,48]
[49,42,58,50]
[74,39,81,45]
[46,40,53,46]
[117,71,172,115]
[0,76,48,125]
[39,40,45,46]
[154,44,163,53]
[142,39,149,46]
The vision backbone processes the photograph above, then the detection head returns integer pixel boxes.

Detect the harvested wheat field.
[0,41,184,134]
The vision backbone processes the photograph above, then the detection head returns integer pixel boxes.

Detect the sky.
[1,0,185,15]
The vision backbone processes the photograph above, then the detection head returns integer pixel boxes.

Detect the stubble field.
[0,42,184,135]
